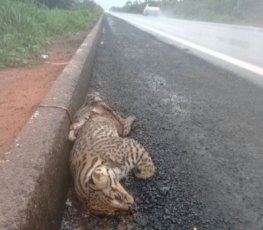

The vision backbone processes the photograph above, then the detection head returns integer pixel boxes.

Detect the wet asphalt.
[60,15,263,230]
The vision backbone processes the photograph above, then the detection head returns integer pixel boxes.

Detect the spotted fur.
[69,93,155,215]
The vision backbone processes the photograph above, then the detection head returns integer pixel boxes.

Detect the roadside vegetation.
[110,0,263,26]
[0,0,103,67]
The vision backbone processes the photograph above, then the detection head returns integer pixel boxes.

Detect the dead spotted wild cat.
[69,93,156,215]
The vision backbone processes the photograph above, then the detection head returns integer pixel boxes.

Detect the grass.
[0,0,102,67]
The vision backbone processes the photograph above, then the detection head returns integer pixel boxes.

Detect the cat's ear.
[91,166,109,189]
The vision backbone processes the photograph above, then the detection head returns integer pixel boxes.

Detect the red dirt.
[0,32,88,159]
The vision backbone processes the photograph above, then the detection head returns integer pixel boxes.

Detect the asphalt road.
[61,15,263,230]
[112,13,263,69]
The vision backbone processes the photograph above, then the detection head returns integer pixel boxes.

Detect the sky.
[94,0,129,10]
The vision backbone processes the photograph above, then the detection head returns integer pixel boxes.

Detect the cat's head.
[88,165,134,215]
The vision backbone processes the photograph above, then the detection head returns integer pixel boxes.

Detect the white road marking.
[113,14,263,77]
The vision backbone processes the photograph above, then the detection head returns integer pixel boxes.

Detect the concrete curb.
[0,17,103,230]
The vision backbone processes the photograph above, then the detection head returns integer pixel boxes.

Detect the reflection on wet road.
[112,13,263,76]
